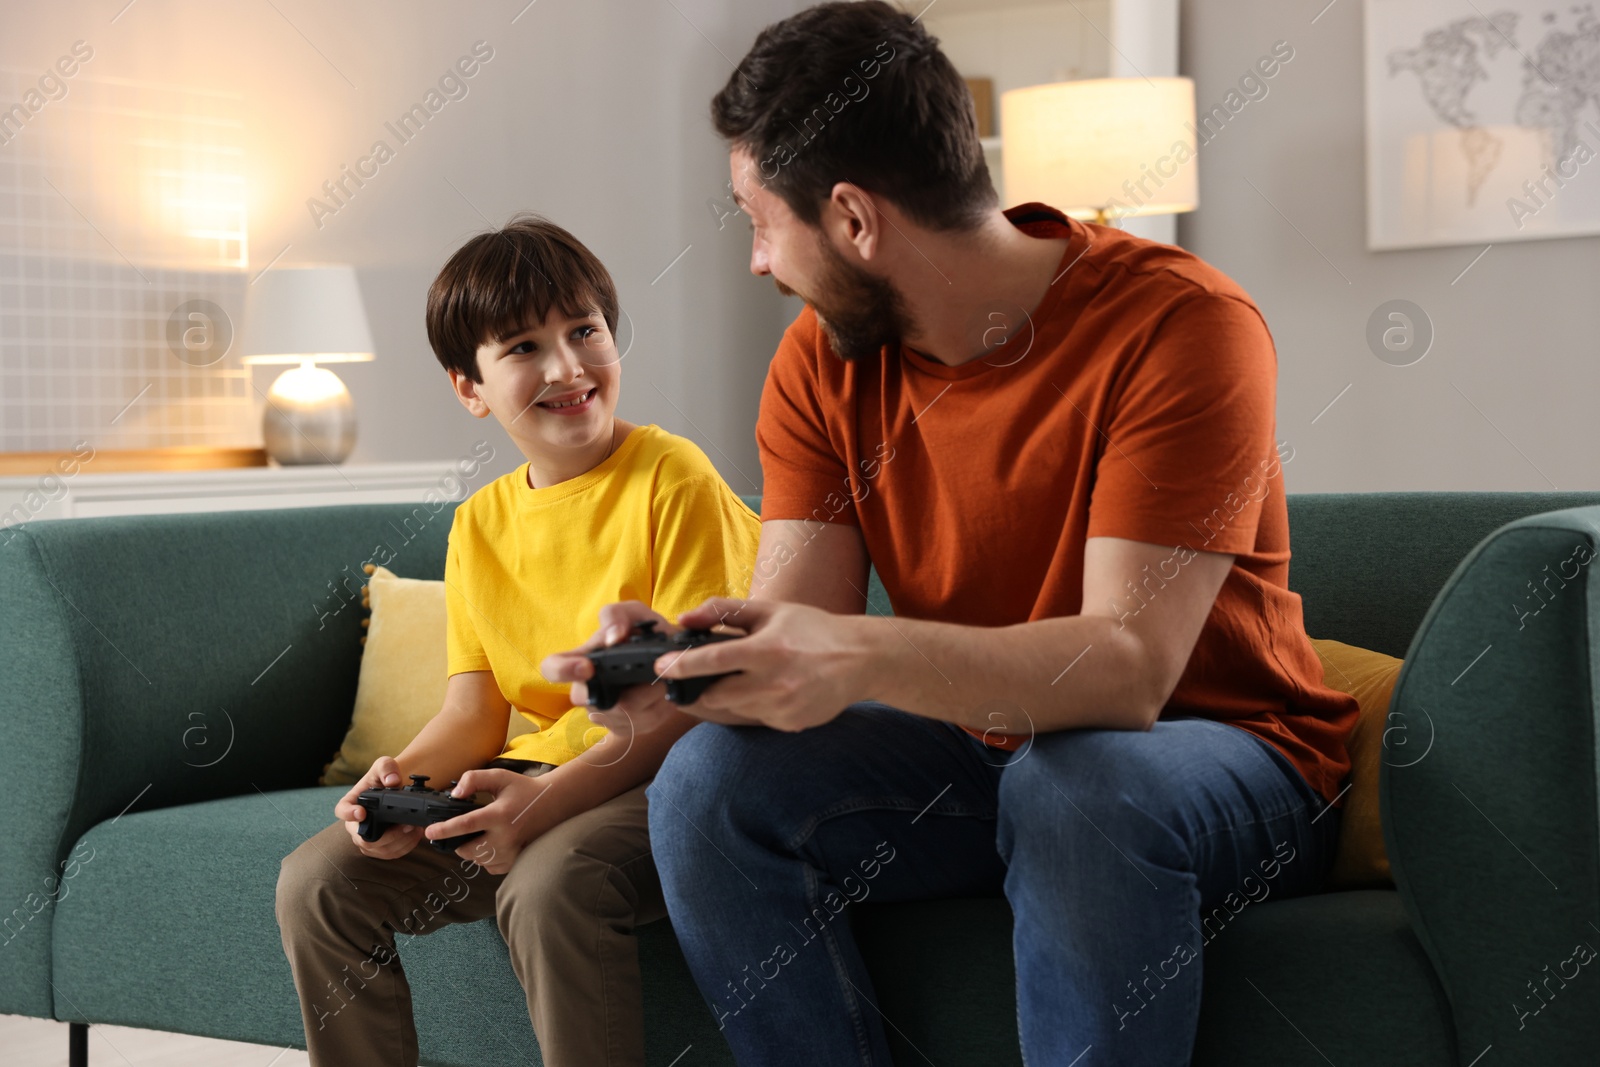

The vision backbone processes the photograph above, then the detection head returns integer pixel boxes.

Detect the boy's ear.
[448,367,492,418]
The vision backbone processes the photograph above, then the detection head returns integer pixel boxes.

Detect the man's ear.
[828,180,883,261]
[449,368,492,418]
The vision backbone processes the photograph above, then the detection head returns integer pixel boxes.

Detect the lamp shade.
[239,264,375,364]
[1001,77,1198,221]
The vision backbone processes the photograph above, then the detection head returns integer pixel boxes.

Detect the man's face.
[730,147,912,362]
[450,305,622,456]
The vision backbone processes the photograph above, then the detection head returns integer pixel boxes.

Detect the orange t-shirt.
[754,202,1357,804]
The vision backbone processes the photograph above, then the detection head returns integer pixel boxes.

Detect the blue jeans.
[646,703,1340,1067]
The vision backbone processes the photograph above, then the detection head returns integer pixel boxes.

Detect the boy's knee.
[495,846,622,942]
[277,839,320,909]
[276,827,357,930]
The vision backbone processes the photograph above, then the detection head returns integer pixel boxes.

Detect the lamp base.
[262,363,356,465]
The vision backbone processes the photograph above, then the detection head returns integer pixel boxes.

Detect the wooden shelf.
[0,446,268,476]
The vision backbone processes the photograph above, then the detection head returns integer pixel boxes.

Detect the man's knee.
[653,721,749,792]
[649,724,742,858]
[649,722,772,822]
[647,720,824,878]
[997,730,1179,861]
[1001,728,1169,797]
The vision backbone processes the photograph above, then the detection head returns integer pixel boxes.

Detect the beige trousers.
[275,774,664,1067]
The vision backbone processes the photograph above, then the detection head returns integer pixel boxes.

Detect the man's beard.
[775,234,914,363]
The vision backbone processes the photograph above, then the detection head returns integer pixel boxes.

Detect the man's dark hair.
[425,213,619,383]
[712,0,996,233]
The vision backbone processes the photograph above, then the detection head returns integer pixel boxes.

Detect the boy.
[275,213,761,1067]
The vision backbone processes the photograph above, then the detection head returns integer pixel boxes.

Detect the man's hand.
[424,769,552,875]
[655,597,871,731]
[336,756,423,859]
[539,599,761,734]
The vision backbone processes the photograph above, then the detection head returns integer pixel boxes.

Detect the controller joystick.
[356,776,484,853]
[585,621,741,710]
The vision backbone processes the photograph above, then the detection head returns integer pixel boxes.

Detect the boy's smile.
[449,307,628,488]
[535,385,599,413]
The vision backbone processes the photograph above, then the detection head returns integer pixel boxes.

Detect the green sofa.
[3,491,1597,1066]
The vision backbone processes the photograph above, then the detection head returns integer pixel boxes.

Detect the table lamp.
[1001,77,1197,225]
[240,264,375,465]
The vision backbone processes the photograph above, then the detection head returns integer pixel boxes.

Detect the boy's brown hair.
[426,213,619,383]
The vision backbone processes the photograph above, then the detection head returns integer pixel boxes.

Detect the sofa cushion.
[858,891,1452,1066]
[50,788,523,1064]
[320,566,525,787]
[50,788,1451,1066]
[321,565,452,786]
[47,787,729,1067]
[1284,491,1600,657]
[1192,890,1454,1066]
[1310,637,1404,887]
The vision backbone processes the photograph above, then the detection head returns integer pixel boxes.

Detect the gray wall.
[1,0,799,492]
[1179,0,1598,492]
[6,0,1593,494]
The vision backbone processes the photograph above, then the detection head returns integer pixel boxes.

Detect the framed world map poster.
[1364,0,1600,249]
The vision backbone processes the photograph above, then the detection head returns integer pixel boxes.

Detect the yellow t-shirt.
[445,423,761,765]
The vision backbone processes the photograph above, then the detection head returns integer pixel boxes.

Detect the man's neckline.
[897,206,1089,382]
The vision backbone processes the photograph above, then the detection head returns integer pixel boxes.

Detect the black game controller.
[585,620,740,710]
[356,775,485,853]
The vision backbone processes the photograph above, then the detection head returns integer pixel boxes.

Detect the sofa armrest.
[1384,504,1600,1064]
[0,501,453,1016]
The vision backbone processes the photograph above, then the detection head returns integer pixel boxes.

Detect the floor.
[0,1014,316,1067]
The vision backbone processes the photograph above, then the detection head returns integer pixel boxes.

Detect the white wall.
[0,0,799,492]
[9,0,1591,496]
[1178,0,1599,492]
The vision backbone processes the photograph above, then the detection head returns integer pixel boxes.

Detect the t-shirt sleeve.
[444,515,492,676]
[1084,294,1281,556]
[754,314,858,526]
[650,473,762,622]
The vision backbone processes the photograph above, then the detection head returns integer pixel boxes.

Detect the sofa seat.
[853,890,1453,1066]
[49,788,511,1060]
[15,493,1600,1064]
[51,787,1453,1067]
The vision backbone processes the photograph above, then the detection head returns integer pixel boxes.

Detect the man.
[542,3,1359,1064]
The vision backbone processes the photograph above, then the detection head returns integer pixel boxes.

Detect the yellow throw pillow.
[1309,637,1404,888]
[320,565,522,786]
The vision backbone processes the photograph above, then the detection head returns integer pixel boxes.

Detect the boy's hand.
[540,600,692,735]
[425,769,551,874]
[336,756,423,859]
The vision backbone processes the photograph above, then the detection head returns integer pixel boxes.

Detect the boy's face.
[449,306,621,458]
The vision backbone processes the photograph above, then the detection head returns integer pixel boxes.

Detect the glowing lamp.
[1002,77,1198,225]
[239,265,375,465]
